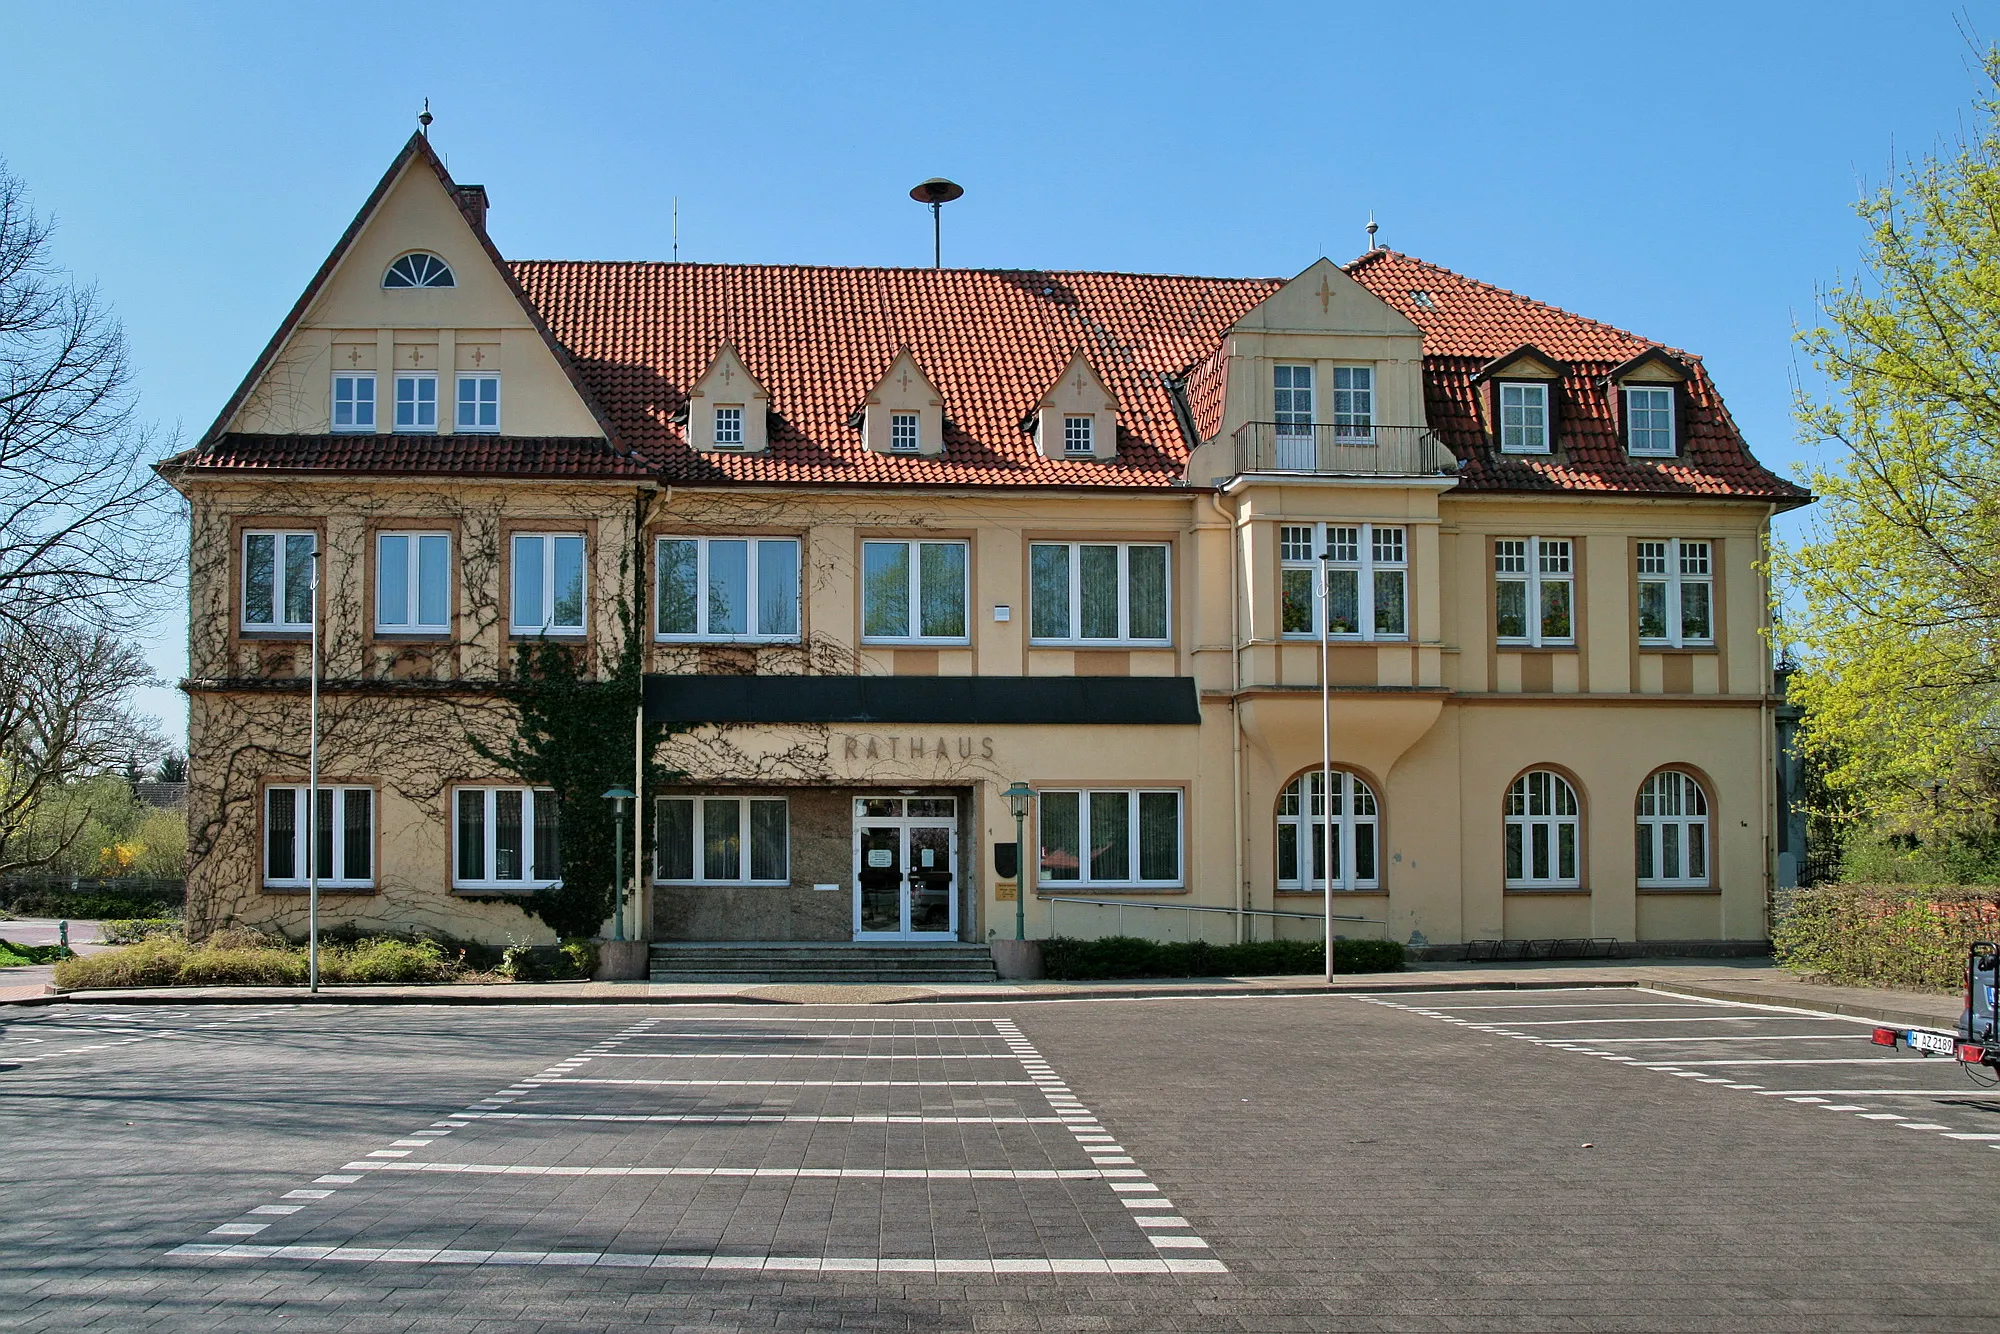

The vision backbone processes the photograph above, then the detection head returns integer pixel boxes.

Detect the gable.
[685,343,771,452]
[1472,345,1565,383]
[1230,257,1423,337]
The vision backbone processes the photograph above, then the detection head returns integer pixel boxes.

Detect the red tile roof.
[166,434,652,479]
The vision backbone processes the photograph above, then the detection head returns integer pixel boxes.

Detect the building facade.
[165,135,1809,950]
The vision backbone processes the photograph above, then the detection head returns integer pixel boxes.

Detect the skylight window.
[1408,290,1435,309]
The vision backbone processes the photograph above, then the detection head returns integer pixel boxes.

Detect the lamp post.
[1318,542,1336,983]
[603,786,635,941]
[1003,782,1034,941]
[307,544,321,994]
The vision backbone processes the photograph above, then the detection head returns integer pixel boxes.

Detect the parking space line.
[546,1077,1037,1087]
[462,1112,1071,1124]
[339,1162,1138,1180]
[166,1243,1225,1274]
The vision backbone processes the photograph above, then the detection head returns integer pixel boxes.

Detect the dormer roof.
[1470,344,1567,384]
[1604,347,1693,384]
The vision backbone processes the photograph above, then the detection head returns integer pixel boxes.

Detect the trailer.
[1869,942,1999,1076]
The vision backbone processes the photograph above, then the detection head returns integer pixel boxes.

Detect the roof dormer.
[1030,352,1119,462]
[685,342,770,453]
[860,349,946,457]
[1606,348,1692,458]
[1472,344,1565,456]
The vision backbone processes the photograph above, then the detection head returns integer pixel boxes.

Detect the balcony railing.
[1230,422,1453,478]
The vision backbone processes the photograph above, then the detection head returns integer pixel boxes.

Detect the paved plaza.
[2,988,1997,1331]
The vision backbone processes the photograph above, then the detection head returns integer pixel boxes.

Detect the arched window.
[383,252,455,288]
[1506,770,1580,888]
[1277,770,1379,891]
[1637,770,1709,887]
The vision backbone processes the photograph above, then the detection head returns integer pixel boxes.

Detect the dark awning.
[643,675,1201,726]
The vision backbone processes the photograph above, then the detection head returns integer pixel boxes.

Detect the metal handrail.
[1230,422,1452,478]
[1037,894,1378,925]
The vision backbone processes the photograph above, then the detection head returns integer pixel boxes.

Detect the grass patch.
[1038,935,1404,981]
[0,938,72,968]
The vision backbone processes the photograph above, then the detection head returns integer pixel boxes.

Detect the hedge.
[0,881,184,920]
[1038,935,1404,981]
[1773,884,2000,994]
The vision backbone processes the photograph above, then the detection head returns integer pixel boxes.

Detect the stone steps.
[649,942,998,985]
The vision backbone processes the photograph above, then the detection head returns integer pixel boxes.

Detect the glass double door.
[853,805,957,940]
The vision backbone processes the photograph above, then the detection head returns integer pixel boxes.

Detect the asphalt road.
[2,987,1995,1332]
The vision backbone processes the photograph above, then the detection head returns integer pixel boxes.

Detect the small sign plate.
[995,880,1018,901]
[866,849,893,868]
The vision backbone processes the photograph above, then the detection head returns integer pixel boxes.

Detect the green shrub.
[176,946,307,986]
[0,887,184,919]
[54,938,190,989]
[1774,884,2000,993]
[100,918,183,944]
[1038,935,1404,981]
[500,937,597,981]
[323,936,457,984]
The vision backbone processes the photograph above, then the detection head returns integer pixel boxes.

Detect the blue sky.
[2,1,1992,745]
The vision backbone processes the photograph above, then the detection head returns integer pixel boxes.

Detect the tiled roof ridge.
[510,258,1286,286]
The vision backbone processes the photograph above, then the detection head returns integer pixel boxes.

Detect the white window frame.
[1273,363,1314,434]
[1624,385,1676,456]
[1505,770,1582,889]
[1036,788,1183,889]
[889,412,920,453]
[383,252,456,288]
[860,539,969,644]
[1027,541,1172,647]
[1276,770,1380,892]
[332,374,376,433]
[1278,522,1408,642]
[1062,415,1094,456]
[455,374,500,433]
[1494,537,1574,647]
[713,405,745,448]
[653,795,790,885]
[510,533,588,637]
[1636,538,1713,648]
[1498,382,1550,454]
[375,531,452,635]
[394,373,438,433]
[1637,770,1710,888]
[1331,365,1374,441]
[654,536,801,643]
[452,785,561,889]
[241,529,316,633]
[263,785,374,888]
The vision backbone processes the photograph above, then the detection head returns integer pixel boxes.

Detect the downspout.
[633,484,663,942]
[1758,501,1778,945]
[1208,488,1248,943]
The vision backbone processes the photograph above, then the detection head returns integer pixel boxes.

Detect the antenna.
[909,177,964,268]
[672,196,679,263]
[1366,211,1379,251]
[419,98,433,138]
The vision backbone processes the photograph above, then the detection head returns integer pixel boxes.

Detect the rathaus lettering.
[842,735,995,761]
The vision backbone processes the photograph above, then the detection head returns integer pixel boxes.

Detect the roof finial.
[1366,211,1379,251]
[418,98,433,138]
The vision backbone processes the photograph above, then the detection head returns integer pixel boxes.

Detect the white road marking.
[544,1078,1037,1088]
[586,1052,1020,1061]
[341,1162,1142,1180]
[1564,1035,1870,1044]
[166,1244,1226,1274]
[1661,1058,1927,1067]
[463,1112,1071,1125]
[1757,1089,1979,1097]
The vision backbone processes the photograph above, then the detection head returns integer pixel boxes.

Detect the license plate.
[1908,1029,1956,1056]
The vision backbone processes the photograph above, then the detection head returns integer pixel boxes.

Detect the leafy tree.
[1781,48,2000,837]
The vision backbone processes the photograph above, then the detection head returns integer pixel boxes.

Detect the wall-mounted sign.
[919,848,936,867]
[995,880,1018,901]
[866,849,894,868]
[843,735,994,763]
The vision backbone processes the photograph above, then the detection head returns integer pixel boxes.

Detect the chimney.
[452,184,489,233]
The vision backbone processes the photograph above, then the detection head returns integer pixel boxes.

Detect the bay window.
[1279,523,1407,641]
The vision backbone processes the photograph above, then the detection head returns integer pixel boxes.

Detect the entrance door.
[852,797,959,940]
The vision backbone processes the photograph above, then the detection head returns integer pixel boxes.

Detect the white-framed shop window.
[1637,770,1710,887]
[1505,769,1581,889]
[264,785,373,888]
[375,532,451,634]
[655,795,789,884]
[656,536,801,642]
[394,373,438,432]
[1028,542,1170,645]
[713,406,745,448]
[1624,386,1675,456]
[453,786,561,888]
[1037,788,1182,887]
[455,375,500,433]
[1276,769,1379,892]
[1331,365,1374,440]
[1278,522,1407,641]
[242,530,316,632]
[510,533,587,636]
[332,374,375,433]
[1494,537,1574,646]
[1499,382,1550,453]
[1636,539,1713,647]
[861,539,967,642]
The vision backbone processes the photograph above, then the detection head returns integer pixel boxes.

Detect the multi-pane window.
[242,530,316,632]
[1624,386,1675,456]
[453,786,560,888]
[394,373,438,432]
[1028,542,1170,645]
[456,375,499,432]
[1636,539,1713,646]
[376,532,451,634]
[332,374,375,432]
[889,412,920,452]
[1278,523,1408,640]
[1505,770,1581,889]
[383,252,455,288]
[1637,771,1709,887]
[1499,382,1549,453]
[1331,366,1373,440]
[1276,770,1379,892]
[713,406,744,447]
[861,540,967,641]
[1063,415,1094,456]
[1494,537,1574,646]
[264,785,373,888]
[511,533,586,636]
[655,536,800,641]
[655,795,789,884]
[1274,364,1314,431]
[1038,789,1182,887]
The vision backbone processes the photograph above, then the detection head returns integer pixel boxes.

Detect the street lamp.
[602,786,635,941]
[1002,781,1034,941]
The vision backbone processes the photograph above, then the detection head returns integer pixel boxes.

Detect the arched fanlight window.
[1637,770,1709,887]
[1276,770,1379,891]
[383,252,456,288]
[1505,770,1580,888]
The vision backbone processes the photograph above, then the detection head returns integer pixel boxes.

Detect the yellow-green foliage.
[54,933,462,989]
[1774,884,2000,993]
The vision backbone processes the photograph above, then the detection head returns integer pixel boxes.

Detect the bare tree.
[0,159,175,633]
[0,616,162,874]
